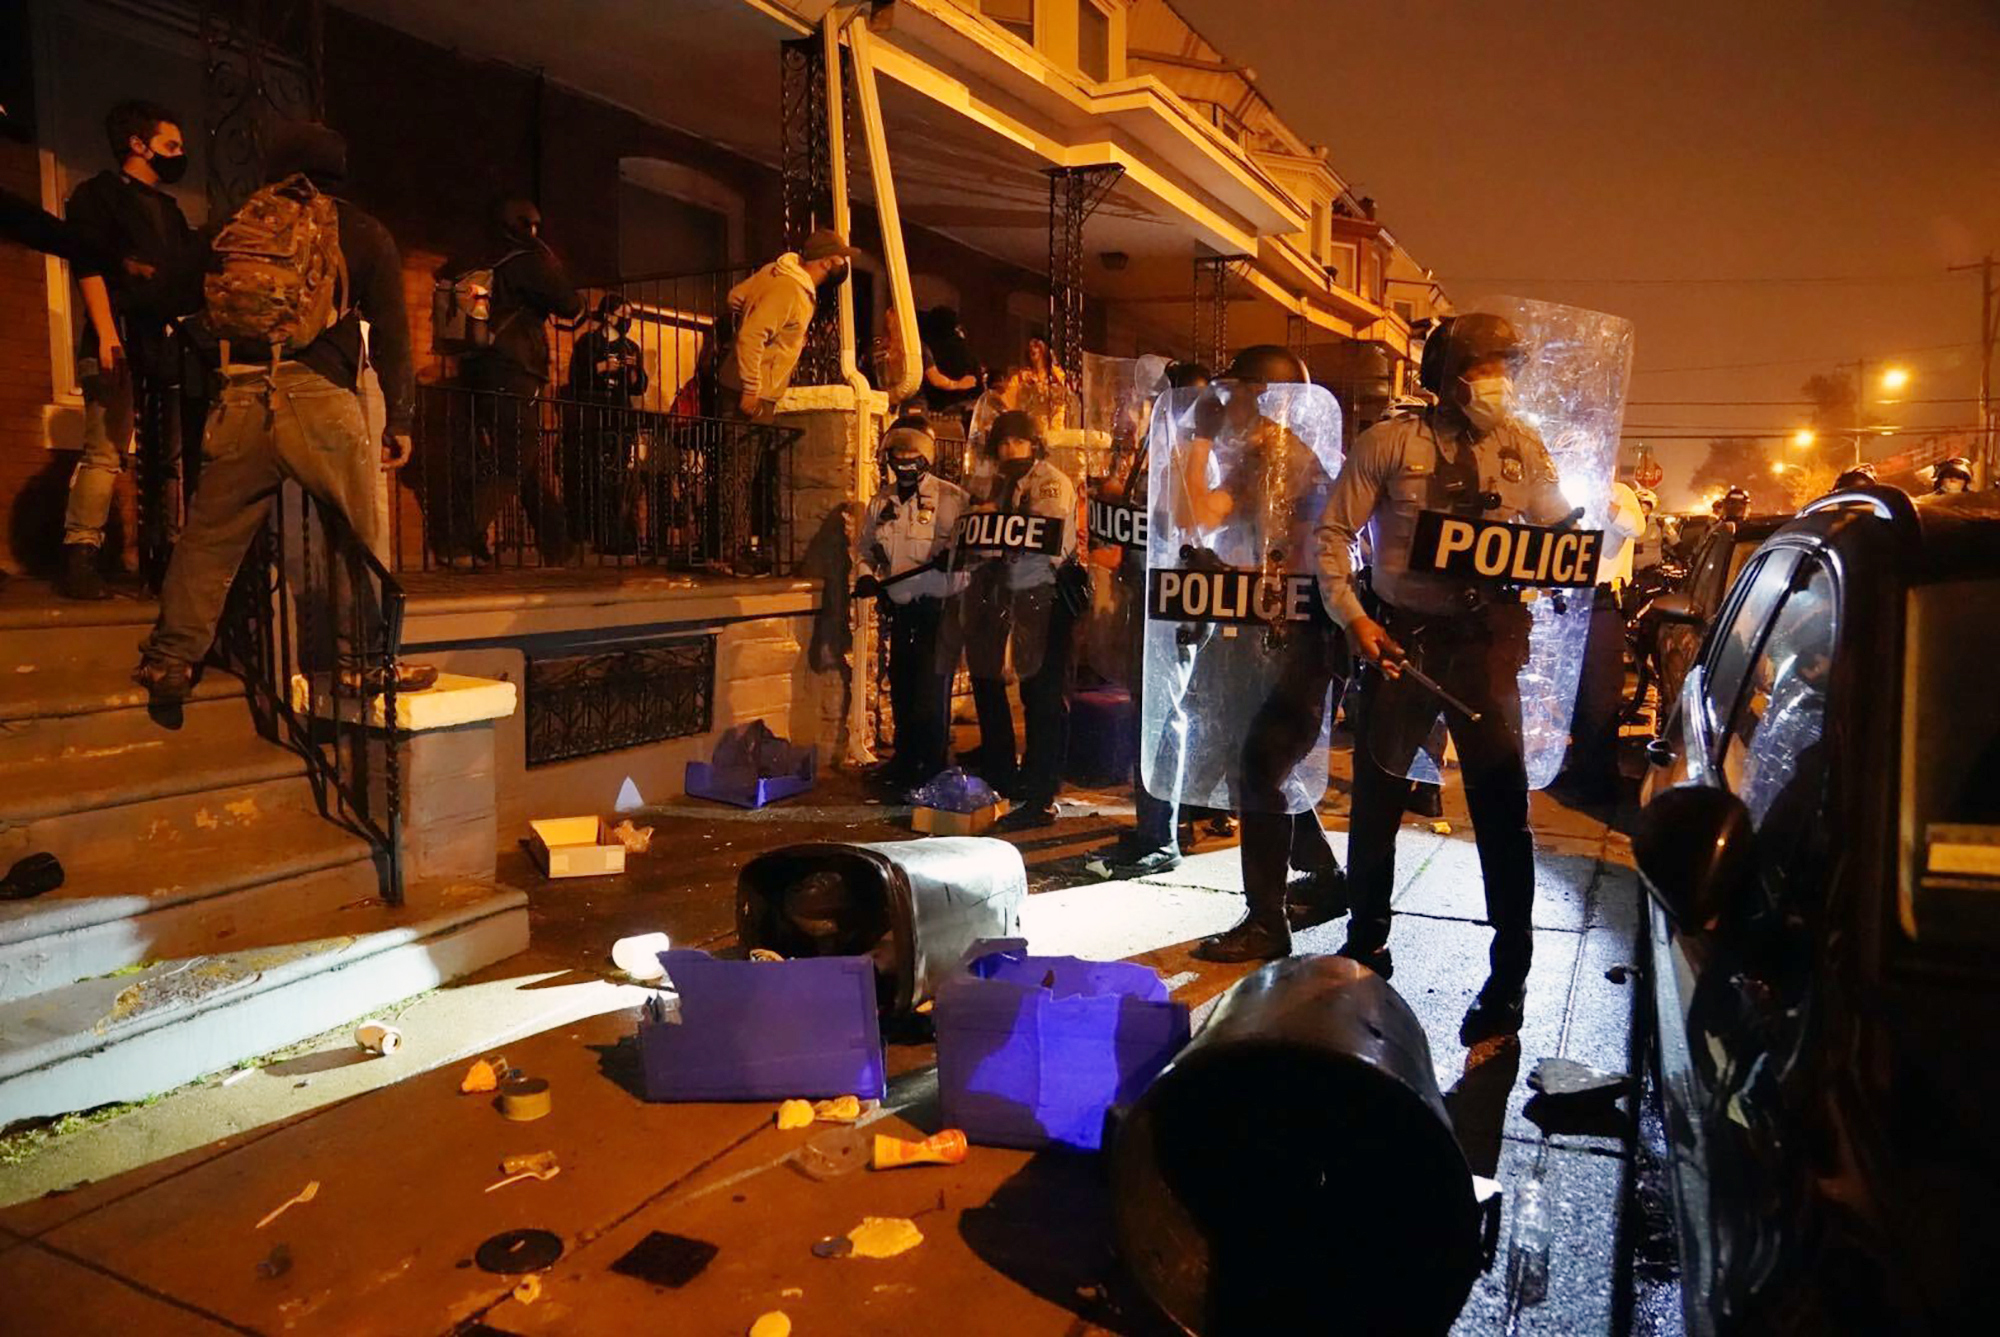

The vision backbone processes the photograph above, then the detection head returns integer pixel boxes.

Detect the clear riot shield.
[1374,297,1633,790]
[1080,355,1171,687]
[934,481,1070,685]
[1139,381,1345,813]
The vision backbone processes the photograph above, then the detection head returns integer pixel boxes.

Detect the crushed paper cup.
[871,1129,968,1170]
[611,932,672,981]
[354,1020,402,1055]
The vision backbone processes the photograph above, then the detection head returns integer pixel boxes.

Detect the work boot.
[995,799,1058,832]
[1192,911,1291,963]
[1460,975,1527,1045]
[59,543,109,601]
[1407,782,1444,819]
[1335,933,1394,980]
[1286,865,1350,930]
[133,655,196,705]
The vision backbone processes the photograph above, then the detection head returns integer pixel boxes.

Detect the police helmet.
[1165,361,1213,390]
[1634,487,1658,511]
[1417,313,1525,395]
[988,409,1043,455]
[1223,345,1310,386]
[881,425,933,466]
[1933,455,1973,492]
[1720,486,1751,521]
[1833,463,1876,491]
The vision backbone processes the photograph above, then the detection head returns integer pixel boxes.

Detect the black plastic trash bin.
[736,837,1026,1017]
[1110,955,1481,1336]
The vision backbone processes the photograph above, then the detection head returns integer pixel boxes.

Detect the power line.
[1628,397,1981,406]
[1445,274,1959,287]
[1633,341,1983,375]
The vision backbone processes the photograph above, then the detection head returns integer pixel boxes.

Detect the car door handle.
[1645,737,1677,769]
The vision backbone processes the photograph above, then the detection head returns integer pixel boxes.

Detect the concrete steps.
[0,881,529,1127]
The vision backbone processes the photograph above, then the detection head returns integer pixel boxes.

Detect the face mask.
[889,460,927,492]
[150,151,189,185]
[610,317,631,336]
[998,456,1034,481]
[1458,375,1512,432]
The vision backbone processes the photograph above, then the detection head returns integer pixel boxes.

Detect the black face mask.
[998,456,1034,482]
[150,152,189,185]
[889,460,927,494]
[610,317,631,336]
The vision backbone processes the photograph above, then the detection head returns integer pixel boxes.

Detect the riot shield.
[935,485,1071,684]
[1369,297,1633,789]
[1140,381,1345,813]
[1081,356,1171,687]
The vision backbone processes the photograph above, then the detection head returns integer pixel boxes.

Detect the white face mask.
[1459,375,1513,432]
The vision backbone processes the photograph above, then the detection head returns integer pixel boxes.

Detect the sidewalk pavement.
[0,745,1670,1336]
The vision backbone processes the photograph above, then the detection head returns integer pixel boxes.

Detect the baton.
[1390,657,1483,723]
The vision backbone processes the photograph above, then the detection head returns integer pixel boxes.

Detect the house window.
[1077,1,1111,81]
[1393,299,1416,323]
[527,636,716,767]
[1309,201,1327,263]
[985,0,1034,43]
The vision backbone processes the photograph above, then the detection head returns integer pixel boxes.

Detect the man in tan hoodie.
[716,228,863,573]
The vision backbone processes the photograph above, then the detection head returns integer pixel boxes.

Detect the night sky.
[1171,0,2000,504]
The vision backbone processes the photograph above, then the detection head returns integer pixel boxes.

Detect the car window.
[1719,560,1836,827]
[1701,548,1802,737]
[1689,528,1736,615]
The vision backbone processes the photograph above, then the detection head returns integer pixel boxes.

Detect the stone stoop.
[0,593,528,1125]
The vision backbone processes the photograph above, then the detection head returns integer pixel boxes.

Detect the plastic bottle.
[1506,1170,1553,1310]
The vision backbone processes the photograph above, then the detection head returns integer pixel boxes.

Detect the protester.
[59,99,205,600]
[916,306,983,424]
[718,229,864,573]
[1021,336,1066,392]
[564,292,648,549]
[135,122,433,704]
[1558,479,1646,805]
[855,423,969,788]
[450,198,580,564]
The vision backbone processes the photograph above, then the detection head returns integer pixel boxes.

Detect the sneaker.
[335,661,440,697]
[59,543,109,601]
[1334,935,1394,980]
[133,655,196,705]
[1460,977,1527,1045]
[1286,865,1350,930]
[1192,915,1291,963]
[1113,846,1183,878]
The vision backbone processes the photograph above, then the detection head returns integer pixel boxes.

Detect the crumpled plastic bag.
[711,720,809,779]
[612,820,655,853]
[907,767,998,814]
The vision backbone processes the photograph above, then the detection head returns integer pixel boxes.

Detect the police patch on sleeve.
[1407,509,1602,588]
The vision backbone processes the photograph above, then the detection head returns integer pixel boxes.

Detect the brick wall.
[0,136,58,575]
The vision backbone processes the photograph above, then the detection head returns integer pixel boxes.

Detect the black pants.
[970,589,1076,805]
[1564,585,1626,795]
[884,596,950,781]
[1348,602,1535,985]
[459,360,568,562]
[1237,625,1346,923]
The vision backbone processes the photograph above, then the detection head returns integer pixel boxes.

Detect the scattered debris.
[810,1235,854,1259]
[687,720,817,808]
[1605,963,1639,985]
[497,1076,552,1122]
[611,819,655,853]
[502,1152,559,1177]
[793,1126,868,1181]
[747,948,785,963]
[846,1217,924,1259]
[461,1055,508,1094]
[476,1229,564,1275]
[1,852,64,901]
[610,1231,719,1289]
[611,933,672,982]
[530,816,628,878]
[776,1100,814,1131]
[255,1180,320,1230]
[615,776,647,812]
[812,1095,862,1123]
[485,1159,561,1193]
[1527,1056,1629,1101]
[1429,820,1453,835]
[222,1068,256,1087]
[872,1129,968,1170]
[256,1244,293,1279]
[780,1287,804,1299]
[748,1313,791,1337]
[354,1020,402,1056]
[512,1275,543,1305]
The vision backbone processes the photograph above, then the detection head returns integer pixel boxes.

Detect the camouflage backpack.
[205,172,346,356]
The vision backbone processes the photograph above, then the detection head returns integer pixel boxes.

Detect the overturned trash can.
[737,838,1026,1017]
[1110,956,1481,1336]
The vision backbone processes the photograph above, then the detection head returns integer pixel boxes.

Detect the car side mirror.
[1633,782,1756,929]
[1648,591,1702,626]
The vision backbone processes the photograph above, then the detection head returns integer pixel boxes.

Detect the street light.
[1771,461,1790,476]
[1881,366,1911,394]
[1792,427,1816,448]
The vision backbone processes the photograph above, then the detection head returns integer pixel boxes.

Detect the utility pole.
[1948,254,1997,488]
[1842,357,1870,468]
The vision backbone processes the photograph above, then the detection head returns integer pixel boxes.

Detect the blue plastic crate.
[936,939,1191,1151]
[637,949,885,1102]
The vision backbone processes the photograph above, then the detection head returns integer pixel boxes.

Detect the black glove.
[853,574,883,600]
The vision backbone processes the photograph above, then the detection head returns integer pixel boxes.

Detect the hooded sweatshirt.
[723,253,817,405]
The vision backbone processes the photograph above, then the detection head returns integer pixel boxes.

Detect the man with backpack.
[135,121,432,704]
[58,99,206,600]
[451,199,582,564]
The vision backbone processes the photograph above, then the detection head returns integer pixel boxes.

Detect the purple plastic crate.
[684,751,817,809]
[936,938,1191,1151]
[638,949,885,1102]
[1065,688,1135,785]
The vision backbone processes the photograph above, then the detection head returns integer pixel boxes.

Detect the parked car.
[1634,487,2000,1335]
[1637,514,1788,723]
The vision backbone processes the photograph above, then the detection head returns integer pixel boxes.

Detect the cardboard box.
[936,938,1190,1151]
[528,817,627,879]
[684,752,817,809]
[911,799,1008,836]
[637,950,886,1102]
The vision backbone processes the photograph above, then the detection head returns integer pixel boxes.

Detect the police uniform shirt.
[1315,411,1571,629]
[992,458,1077,591]
[860,473,969,604]
[1595,482,1647,589]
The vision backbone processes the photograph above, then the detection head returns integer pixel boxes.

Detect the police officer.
[951,409,1080,829]
[1833,462,1876,491]
[1184,347,1348,963]
[1931,455,1973,494]
[856,424,968,789]
[1719,484,1751,521]
[1316,313,1572,1041]
[1559,480,1646,805]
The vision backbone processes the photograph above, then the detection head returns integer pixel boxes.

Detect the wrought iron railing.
[217,488,407,904]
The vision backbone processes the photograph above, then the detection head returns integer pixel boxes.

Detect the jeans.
[1347,602,1536,985]
[62,355,136,549]
[146,363,382,670]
